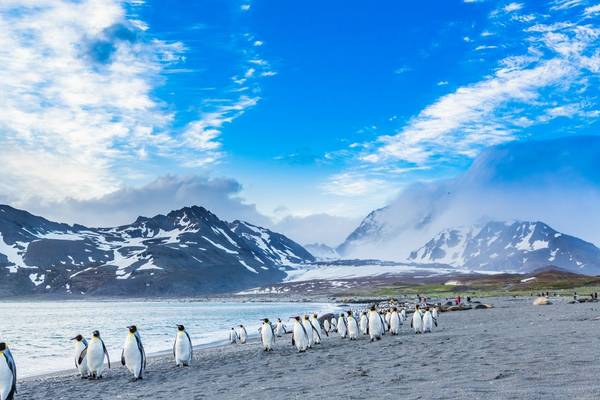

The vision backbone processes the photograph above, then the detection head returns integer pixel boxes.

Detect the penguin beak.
[70,336,77,341]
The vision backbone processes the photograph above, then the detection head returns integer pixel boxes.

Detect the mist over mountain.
[338,136,600,260]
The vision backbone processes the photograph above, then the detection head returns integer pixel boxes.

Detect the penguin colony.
[0,303,438,399]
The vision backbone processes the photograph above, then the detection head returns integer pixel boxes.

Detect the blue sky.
[0,0,599,244]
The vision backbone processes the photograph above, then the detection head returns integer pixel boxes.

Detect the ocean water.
[0,300,339,377]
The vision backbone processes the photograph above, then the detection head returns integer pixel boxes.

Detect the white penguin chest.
[0,357,12,387]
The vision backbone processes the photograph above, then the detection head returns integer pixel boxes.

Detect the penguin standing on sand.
[275,318,287,337]
[347,311,359,340]
[330,316,338,333]
[389,307,401,335]
[381,311,389,332]
[302,315,314,347]
[291,316,309,352]
[310,314,323,343]
[260,319,275,351]
[385,310,392,331]
[238,325,248,344]
[432,307,439,327]
[87,330,111,379]
[411,305,424,334]
[228,327,239,344]
[323,318,331,334]
[0,342,16,400]
[121,325,146,381]
[337,312,348,339]
[368,305,384,341]
[422,307,434,333]
[71,334,89,378]
[174,325,193,367]
[400,307,407,323]
[359,311,369,336]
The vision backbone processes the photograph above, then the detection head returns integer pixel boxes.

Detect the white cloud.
[551,0,588,10]
[321,172,390,197]
[394,66,411,74]
[504,2,523,12]
[0,0,269,208]
[584,4,600,14]
[241,4,251,11]
[360,20,600,166]
[475,45,498,50]
[253,40,263,46]
[437,80,449,86]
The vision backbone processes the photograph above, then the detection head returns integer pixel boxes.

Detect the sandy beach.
[19,297,600,399]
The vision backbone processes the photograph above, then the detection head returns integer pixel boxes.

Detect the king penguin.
[337,312,348,339]
[330,316,338,333]
[368,305,384,341]
[432,306,439,327]
[70,334,89,378]
[310,314,323,344]
[347,311,359,340]
[121,325,146,381]
[291,316,309,352]
[238,325,248,344]
[0,342,16,400]
[228,327,239,344]
[422,307,434,333]
[87,330,111,379]
[323,318,331,335]
[260,319,276,351]
[275,318,287,337]
[302,315,314,348]
[411,305,424,334]
[400,307,407,323]
[174,325,193,367]
[389,307,401,335]
[359,311,369,336]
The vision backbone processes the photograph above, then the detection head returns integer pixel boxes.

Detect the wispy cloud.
[504,2,523,12]
[0,0,271,206]
[357,10,600,169]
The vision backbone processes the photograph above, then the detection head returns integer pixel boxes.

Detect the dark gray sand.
[20,297,600,399]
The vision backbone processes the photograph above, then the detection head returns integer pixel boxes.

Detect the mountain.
[303,243,339,260]
[337,136,600,260]
[0,205,313,297]
[229,220,315,265]
[408,221,600,274]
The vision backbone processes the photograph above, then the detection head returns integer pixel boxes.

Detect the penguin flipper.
[78,347,88,366]
[101,340,111,368]
[121,349,126,366]
[291,335,295,346]
[5,351,17,398]
[185,331,193,362]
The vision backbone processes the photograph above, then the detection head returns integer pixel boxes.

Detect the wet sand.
[20,297,600,399]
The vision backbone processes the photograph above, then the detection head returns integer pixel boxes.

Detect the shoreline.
[17,296,600,399]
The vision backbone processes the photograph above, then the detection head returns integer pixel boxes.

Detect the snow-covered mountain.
[409,221,600,274]
[337,136,600,260]
[303,243,340,260]
[0,205,313,297]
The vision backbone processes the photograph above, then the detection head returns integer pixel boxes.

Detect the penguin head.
[263,318,270,324]
[71,334,84,342]
[92,330,100,338]
[177,325,185,331]
[415,305,420,310]
[239,324,244,328]
[313,313,318,318]
[293,316,301,321]
[277,318,281,322]
[0,343,6,351]
[303,315,309,320]
[392,307,397,312]
[128,325,138,334]
[347,310,352,316]
[370,305,376,311]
